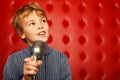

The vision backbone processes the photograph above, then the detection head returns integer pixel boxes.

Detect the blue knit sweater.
[3,44,72,80]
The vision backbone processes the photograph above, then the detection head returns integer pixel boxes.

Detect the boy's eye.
[41,18,47,23]
[29,22,35,26]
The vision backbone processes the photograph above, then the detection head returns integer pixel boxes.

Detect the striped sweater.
[3,44,72,80]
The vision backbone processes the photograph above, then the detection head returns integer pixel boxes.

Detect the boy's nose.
[37,25,44,29]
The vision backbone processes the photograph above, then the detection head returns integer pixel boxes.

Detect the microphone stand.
[33,76,36,80]
[32,55,37,80]
[30,40,45,80]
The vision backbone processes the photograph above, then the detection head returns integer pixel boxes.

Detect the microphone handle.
[32,56,37,80]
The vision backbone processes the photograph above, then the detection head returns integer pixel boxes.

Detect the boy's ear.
[21,34,26,39]
[17,30,25,39]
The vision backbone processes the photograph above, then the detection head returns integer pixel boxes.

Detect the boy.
[3,2,72,80]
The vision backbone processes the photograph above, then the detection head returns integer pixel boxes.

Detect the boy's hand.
[22,57,43,80]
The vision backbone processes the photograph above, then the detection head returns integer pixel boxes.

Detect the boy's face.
[21,11,50,46]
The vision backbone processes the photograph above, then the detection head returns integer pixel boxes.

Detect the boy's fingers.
[37,60,43,67]
[24,58,32,63]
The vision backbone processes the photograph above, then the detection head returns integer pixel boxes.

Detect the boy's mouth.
[38,31,46,36]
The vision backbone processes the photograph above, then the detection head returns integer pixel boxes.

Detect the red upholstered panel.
[0,0,120,80]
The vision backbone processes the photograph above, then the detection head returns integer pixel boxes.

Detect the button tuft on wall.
[10,0,15,6]
[95,2,103,13]
[96,51,104,62]
[112,51,120,62]
[96,68,105,79]
[95,35,104,45]
[78,2,87,13]
[79,35,87,45]
[112,2,119,11]
[47,19,52,27]
[79,68,88,79]
[10,32,21,45]
[79,18,87,29]
[80,51,87,62]
[46,1,54,12]
[47,34,53,44]
[62,35,70,45]
[62,18,69,28]
[62,1,70,13]
[64,50,70,58]
[95,18,103,28]
[112,36,120,45]
[111,18,120,28]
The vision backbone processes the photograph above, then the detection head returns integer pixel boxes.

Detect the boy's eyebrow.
[26,20,35,23]
[39,16,46,19]
[25,17,46,23]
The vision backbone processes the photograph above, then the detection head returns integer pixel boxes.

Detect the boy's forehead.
[22,11,46,23]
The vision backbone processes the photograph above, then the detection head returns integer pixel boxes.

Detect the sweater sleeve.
[3,55,22,80]
[60,54,72,80]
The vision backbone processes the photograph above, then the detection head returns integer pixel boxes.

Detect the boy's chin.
[34,39,48,43]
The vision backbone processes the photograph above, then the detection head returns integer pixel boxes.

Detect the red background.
[0,0,120,80]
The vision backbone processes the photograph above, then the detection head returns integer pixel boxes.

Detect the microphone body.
[30,40,45,80]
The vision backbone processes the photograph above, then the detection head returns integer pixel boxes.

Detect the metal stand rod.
[33,75,36,80]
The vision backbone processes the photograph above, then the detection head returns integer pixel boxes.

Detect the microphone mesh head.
[30,40,45,61]
[34,47,40,53]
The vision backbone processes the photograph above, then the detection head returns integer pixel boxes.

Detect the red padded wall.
[0,0,120,80]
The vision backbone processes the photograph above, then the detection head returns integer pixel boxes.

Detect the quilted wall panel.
[0,0,120,80]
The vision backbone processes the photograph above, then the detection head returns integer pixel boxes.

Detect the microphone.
[30,40,46,80]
